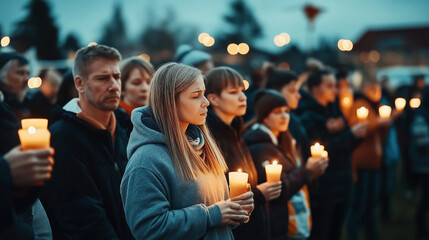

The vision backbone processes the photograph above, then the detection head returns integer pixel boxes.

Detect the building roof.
[354,26,429,52]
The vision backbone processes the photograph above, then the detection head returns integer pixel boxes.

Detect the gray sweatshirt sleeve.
[121,167,222,240]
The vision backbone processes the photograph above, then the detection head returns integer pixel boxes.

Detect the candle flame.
[28,126,36,134]
[273,160,278,165]
[315,142,320,147]
[238,169,242,173]
[410,98,421,109]
[343,97,350,104]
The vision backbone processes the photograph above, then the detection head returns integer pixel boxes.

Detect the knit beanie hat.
[0,52,28,70]
[174,45,211,67]
[254,89,288,123]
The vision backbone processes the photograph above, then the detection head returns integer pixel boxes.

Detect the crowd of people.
[0,43,428,240]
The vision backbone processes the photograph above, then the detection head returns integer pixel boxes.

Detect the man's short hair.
[307,69,333,90]
[73,45,121,79]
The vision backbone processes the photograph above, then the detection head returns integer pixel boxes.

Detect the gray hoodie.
[121,106,234,240]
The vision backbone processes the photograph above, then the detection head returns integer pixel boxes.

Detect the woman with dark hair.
[244,90,328,240]
[205,67,281,240]
[266,69,311,161]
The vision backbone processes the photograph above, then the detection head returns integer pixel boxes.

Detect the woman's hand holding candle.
[256,181,282,201]
[231,190,254,223]
[214,201,249,226]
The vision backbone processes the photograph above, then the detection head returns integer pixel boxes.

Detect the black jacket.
[0,101,39,240]
[243,125,313,237]
[289,112,311,162]
[40,107,133,240]
[206,110,269,240]
[29,91,55,119]
[0,88,31,119]
[114,107,133,138]
[296,91,360,204]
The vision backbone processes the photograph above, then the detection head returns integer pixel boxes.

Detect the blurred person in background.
[244,89,328,240]
[345,81,396,240]
[30,69,63,119]
[243,62,273,122]
[266,69,310,162]
[55,71,78,108]
[205,67,279,240]
[115,57,154,136]
[296,70,367,240]
[0,52,31,119]
[175,44,214,74]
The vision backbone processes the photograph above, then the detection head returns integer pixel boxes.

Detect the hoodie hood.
[127,106,166,159]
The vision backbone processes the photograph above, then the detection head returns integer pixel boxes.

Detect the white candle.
[321,150,328,158]
[18,127,51,150]
[378,105,392,119]
[395,98,406,111]
[310,142,324,158]
[410,98,421,109]
[356,107,369,121]
[229,169,248,198]
[265,160,282,183]
[21,118,48,129]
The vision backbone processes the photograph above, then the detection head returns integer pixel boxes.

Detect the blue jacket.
[121,106,234,240]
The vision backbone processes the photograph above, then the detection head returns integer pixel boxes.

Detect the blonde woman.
[120,63,254,239]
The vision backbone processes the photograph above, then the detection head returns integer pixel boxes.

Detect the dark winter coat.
[0,88,31,119]
[206,109,269,240]
[243,124,313,237]
[289,112,311,162]
[29,91,55,119]
[0,101,39,240]
[296,91,361,204]
[40,100,133,240]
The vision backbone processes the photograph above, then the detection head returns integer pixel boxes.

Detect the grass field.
[341,165,428,240]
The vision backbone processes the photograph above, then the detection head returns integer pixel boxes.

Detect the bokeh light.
[227,43,239,55]
[1,36,10,47]
[243,79,250,90]
[204,36,215,47]
[238,43,249,55]
[138,54,150,62]
[274,33,291,47]
[28,77,42,89]
[198,33,209,43]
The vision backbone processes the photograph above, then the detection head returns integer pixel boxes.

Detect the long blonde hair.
[148,63,228,180]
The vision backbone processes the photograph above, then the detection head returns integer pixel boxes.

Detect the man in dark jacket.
[40,45,133,240]
[296,70,367,240]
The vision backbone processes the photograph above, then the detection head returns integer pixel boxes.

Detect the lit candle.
[310,142,324,158]
[21,118,48,130]
[410,98,421,109]
[18,126,51,150]
[265,160,283,182]
[356,107,369,121]
[395,98,406,111]
[321,150,328,158]
[378,105,392,119]
[340,90,353,109]
[229,169,248,198]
